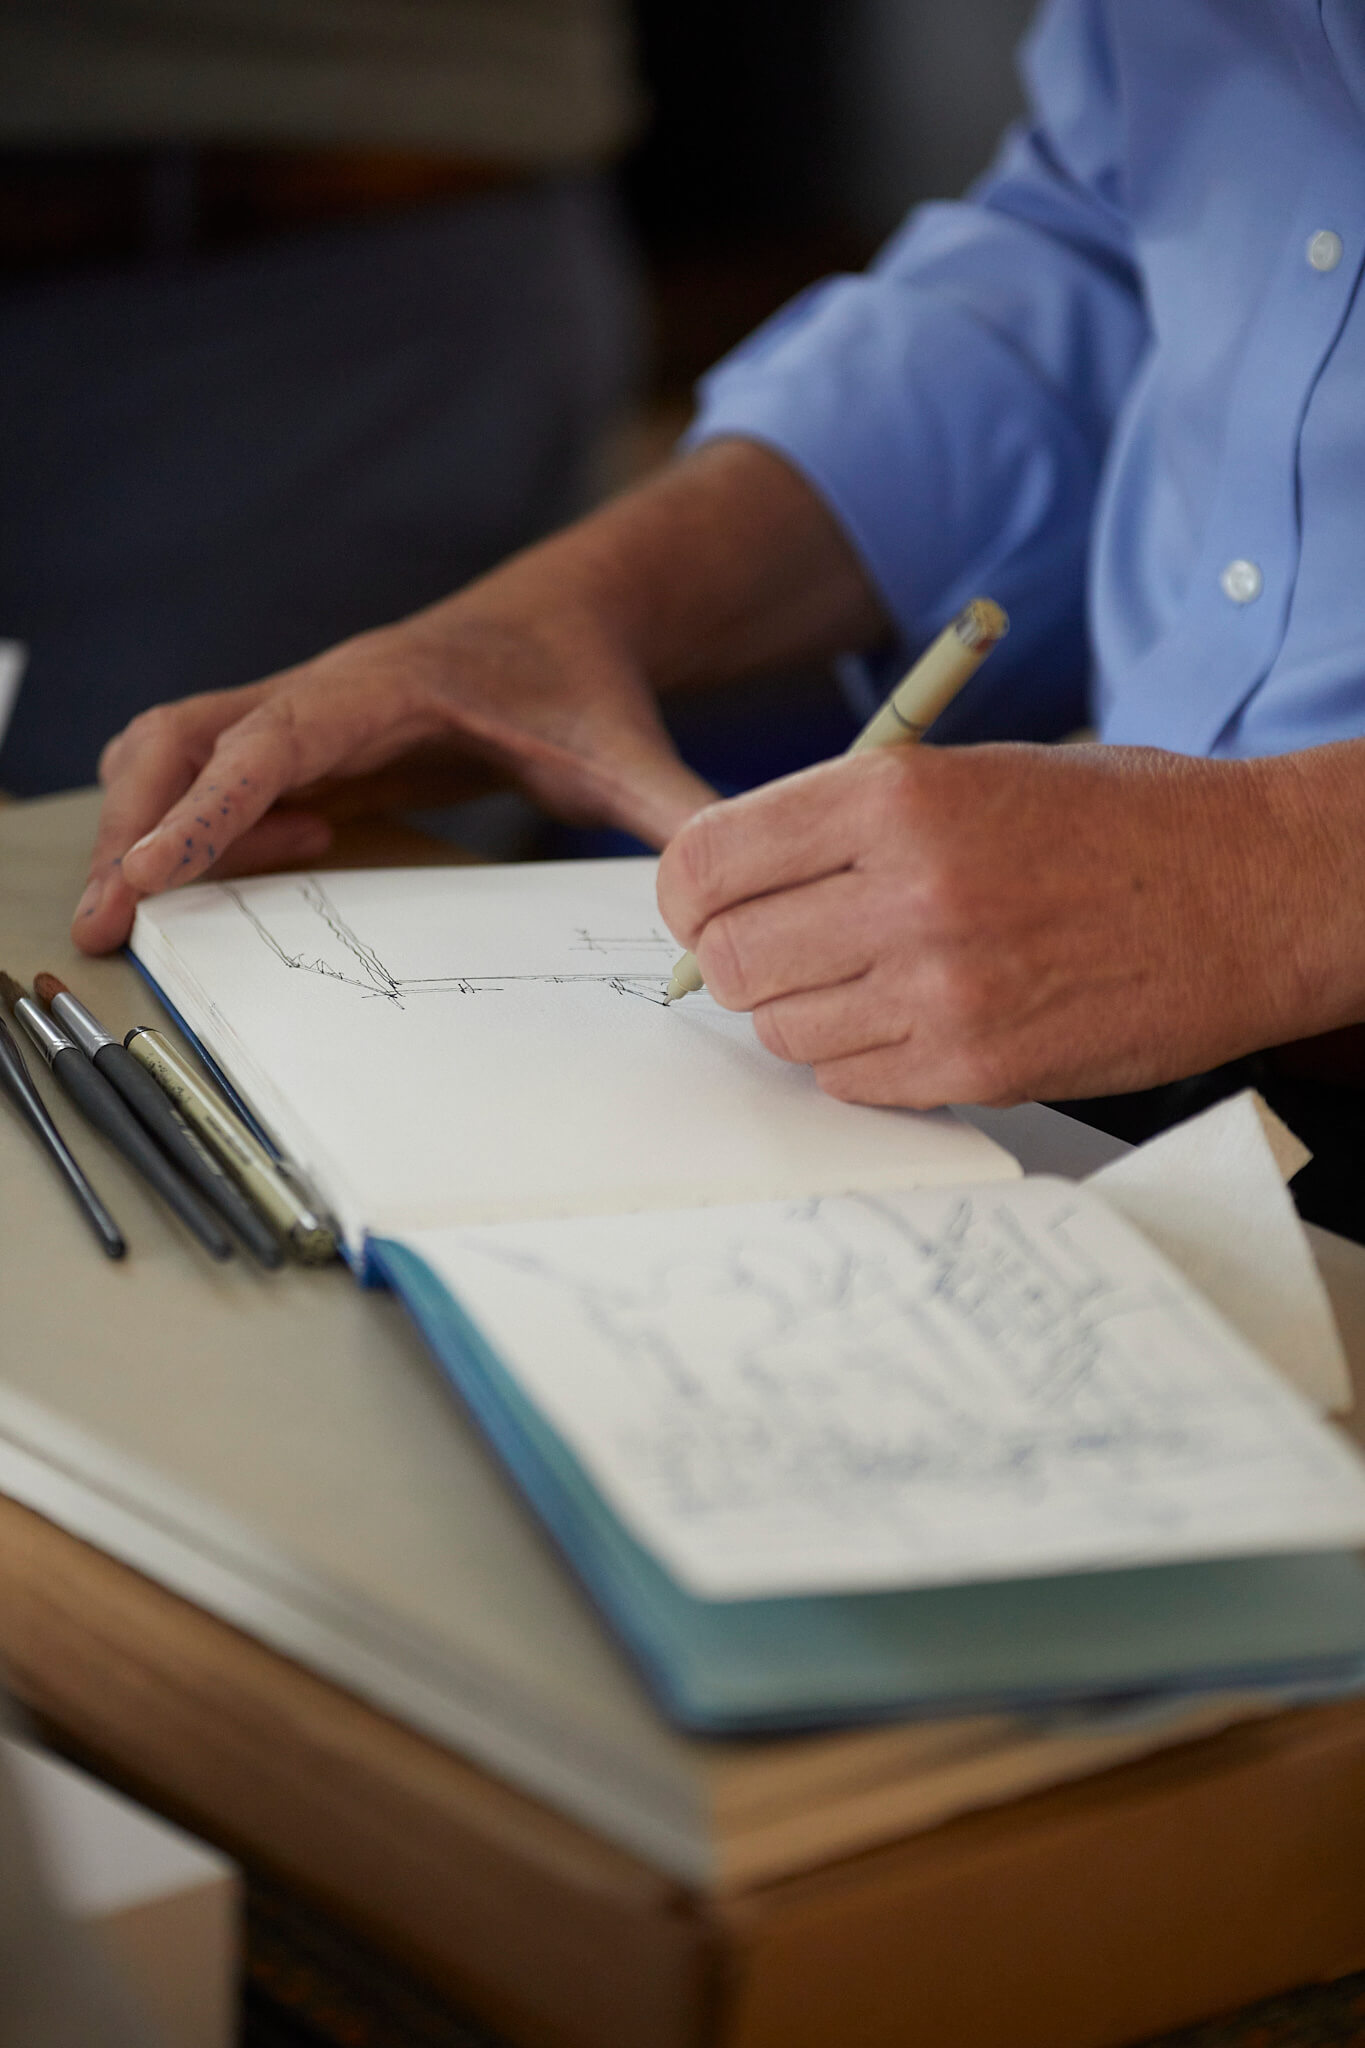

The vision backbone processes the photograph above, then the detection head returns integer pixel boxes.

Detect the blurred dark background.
[624,0,1035,405]
[0,0,1036,799]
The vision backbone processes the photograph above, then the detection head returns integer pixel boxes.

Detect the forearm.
[414,437,892,691]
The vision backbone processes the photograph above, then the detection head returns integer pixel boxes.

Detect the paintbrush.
[0,995,125,1258]
[35,973,283,1269]
[2,969,231,1260]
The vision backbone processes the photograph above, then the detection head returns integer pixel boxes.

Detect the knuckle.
[672,803,725,901]
[127,703,176,746]
[816,1050,939,1112]
[228,696,300,786]
[97,703,180,785]
[813,1059,866,1104]
[850,760,900,840]
[974,1072,1030,1110]
[910,848,975,932]
[95,730,126,783]
[948,974,994,1038]
[97,721,142,783]
[861,748,918,823]
[933,1056,1002,1109]
[659,803,727,934]
[752,1001,799,1063]
[699,908,753,1008]
[922,954,995,1037]
[956,1038,1027,1107]
[911,995,1023,1105]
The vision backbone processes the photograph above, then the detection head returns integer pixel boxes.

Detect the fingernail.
[75,879,104,921]
[126,829,159,860]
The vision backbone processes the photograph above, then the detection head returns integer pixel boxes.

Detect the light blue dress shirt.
[690,0,1365,758]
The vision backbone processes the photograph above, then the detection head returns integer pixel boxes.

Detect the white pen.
[124,1026,337,1263]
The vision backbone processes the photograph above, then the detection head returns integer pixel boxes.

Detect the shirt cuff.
[686,284,1100,738]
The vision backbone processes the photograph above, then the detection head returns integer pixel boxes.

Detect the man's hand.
[74,585,712,954]
[657,740,1364,1106]
[73,439,887,955]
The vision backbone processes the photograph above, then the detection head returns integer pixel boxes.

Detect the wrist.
[1238,742,1365,1043]
[398,534,645,711]
[414,439,887,696]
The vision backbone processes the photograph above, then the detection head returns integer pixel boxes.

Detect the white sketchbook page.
[1089,1091,1353,1414]
[131,862,1017,1247]
[400,1178,1365,1600]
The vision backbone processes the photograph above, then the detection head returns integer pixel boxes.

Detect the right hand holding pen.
[72,565,716,956]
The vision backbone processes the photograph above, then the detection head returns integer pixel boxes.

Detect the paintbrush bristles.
[0,970,28,1009]
[33,972,67,1007]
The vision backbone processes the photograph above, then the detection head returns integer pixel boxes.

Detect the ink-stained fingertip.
[70,874,138,956]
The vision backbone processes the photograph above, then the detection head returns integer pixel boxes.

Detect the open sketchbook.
[132,863,1365,1732]
[132,860,1015,1250]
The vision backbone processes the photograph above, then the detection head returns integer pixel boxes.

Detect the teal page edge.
[369,1238,1365,1735]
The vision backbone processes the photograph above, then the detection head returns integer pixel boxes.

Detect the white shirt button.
[1307,229,1344,272]
[1220,558,1263,604]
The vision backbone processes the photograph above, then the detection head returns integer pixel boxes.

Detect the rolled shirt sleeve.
[687,0,1149,742]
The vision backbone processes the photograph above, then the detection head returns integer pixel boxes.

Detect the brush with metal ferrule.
[34,973,283,1269]
[0,1000,125,1258]
[1,970,232,1260]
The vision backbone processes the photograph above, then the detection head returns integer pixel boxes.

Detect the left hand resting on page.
[656,739,1365,1107]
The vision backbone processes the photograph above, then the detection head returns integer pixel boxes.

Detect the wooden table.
[5,790,1365,2048]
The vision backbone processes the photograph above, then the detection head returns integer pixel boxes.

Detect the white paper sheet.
[132,862,1018,1248]
[402,1178,1365,1599]
[1090,1091,1352,1413]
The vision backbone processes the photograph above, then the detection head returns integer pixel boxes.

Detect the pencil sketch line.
[455,1191,1292,1532]
[221,881,674,1008]
[567,925,676,956]
[300,879,402,999]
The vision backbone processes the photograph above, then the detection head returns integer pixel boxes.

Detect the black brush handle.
[92,1041,283,1268]
[51,1046,233,1260]
[0,1015,126,1258]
